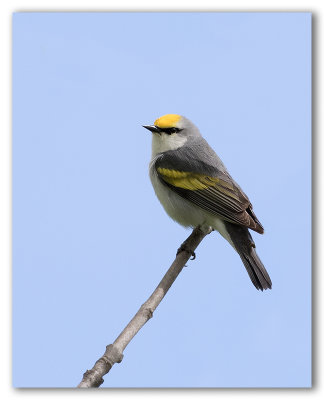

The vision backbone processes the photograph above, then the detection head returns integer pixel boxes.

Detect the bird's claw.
[177,244,196,260]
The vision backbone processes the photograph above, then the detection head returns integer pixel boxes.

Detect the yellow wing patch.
[154,114,181,128]
[157,168,219,190]
[157,168,240,200]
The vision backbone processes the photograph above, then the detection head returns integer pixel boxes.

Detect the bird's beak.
[142,125,162,134]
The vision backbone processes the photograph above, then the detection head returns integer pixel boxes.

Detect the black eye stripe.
[160,127,182,135]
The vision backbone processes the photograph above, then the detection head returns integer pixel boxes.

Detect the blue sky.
[12,12,311,388]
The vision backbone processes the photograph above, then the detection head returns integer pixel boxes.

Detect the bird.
[143,114,272,291]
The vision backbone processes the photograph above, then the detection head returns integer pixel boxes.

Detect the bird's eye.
[163,127,181,135]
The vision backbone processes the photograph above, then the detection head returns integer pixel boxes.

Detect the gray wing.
[155,139,264,233]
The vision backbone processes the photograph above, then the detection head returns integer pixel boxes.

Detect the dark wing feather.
[155,148,264,233]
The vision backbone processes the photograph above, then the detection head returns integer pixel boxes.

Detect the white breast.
[149,156,235,247]
[149,157,210,229]
[151,133,188,157]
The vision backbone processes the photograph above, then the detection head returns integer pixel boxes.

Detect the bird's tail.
[224,222,272,291]
[239,245,272,291]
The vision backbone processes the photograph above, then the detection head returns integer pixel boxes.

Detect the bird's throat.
[151,133,187,157]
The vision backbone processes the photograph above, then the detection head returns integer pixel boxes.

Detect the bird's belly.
[149,162,235,246]
[150,164,205,228]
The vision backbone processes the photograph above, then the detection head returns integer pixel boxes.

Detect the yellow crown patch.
[154,114,181,128]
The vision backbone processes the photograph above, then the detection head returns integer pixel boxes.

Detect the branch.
[77,226,211,388]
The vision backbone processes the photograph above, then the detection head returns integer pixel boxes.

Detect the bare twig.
[77,226,211,388]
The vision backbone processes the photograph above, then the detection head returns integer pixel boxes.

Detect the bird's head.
[143,114,200,154]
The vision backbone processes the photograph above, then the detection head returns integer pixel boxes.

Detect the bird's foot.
[177,243,196,260]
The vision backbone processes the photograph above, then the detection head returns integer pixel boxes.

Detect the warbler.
[143,114,272,291]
